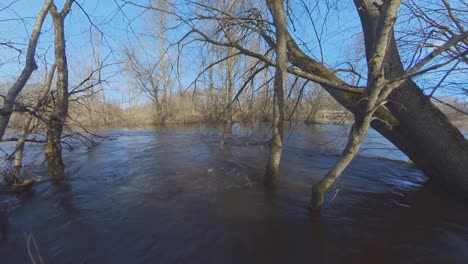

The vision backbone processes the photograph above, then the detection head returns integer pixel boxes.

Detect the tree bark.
[354,0,468,194]
[280,1,468,196]
[45,1,73,178]
[310,0,403,209]
[264,0,287,185]
[310,113,372,209]
[0,0,53,141]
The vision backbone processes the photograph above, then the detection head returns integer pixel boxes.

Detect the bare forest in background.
[0,80,354,129]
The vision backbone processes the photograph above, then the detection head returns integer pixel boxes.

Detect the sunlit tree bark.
[45,0,73,178]
[354,0,468,197]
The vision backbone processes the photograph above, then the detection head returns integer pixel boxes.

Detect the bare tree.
[44,0,74,178]
[0,0,53,141]
[264,0,287,185]
[123,0,174,126]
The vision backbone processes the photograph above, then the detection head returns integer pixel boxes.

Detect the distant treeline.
[6,84,466,131]
[5,83,353,130]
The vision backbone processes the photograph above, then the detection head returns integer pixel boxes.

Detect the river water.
[1,123,467,263]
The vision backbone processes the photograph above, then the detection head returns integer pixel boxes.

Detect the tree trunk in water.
[372,79,468,194]
[311,0,403,207]
[282,2,468,197]
[0,0,53,141]
[265,93,284,185]
[265,0,287,186]
[45,116,65,178]
[15,64,56,179]
[45,2,72,178]
[13,117,33,180]
[310,114,371,209]
[354,0,468,194]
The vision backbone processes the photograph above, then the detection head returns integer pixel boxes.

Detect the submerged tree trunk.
[14,64,56,179]
[371,59,468,194]
[0,0,53,141]
[310,114,372,209]
[279,1,468,199]
[310,0,403,209]
[45,1,72,178]
[45,116,66,177]
[264,0,287,185]
[13,118,34,180]
[354,0,468,194]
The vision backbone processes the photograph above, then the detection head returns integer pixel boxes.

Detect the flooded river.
[1,123,467,263]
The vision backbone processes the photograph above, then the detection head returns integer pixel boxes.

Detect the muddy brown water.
[1,123,467,263]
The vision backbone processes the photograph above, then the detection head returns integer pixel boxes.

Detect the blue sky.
[0,0,214,107]
[0,0,149,105]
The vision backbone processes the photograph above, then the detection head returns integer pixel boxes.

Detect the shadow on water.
[0,123,467,263]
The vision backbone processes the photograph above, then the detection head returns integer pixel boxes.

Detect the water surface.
[1,123,467,263]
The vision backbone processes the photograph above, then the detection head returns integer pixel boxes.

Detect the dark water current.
[1,123,467,263]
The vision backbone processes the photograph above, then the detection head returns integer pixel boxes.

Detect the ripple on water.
[1,124,467,263]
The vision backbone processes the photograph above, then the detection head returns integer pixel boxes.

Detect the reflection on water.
[1,123,467,263]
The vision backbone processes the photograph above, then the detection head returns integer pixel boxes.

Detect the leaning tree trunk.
[310,113,373,209]
[354,0,468,194]
[371,64,468,194]
[310,0,403,209]
[264,0,287,185]
[0,0,53,141]
[45,2,72,178]
[282,2,468,196]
